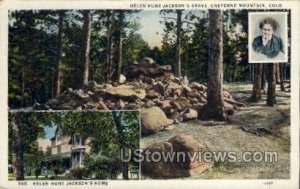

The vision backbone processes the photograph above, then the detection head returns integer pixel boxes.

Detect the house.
[37,138,51,153]
[38,127,139,179]
[41,127,92,174]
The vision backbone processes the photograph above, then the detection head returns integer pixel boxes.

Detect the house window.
[56,129,63,144]
[73,134,84,146]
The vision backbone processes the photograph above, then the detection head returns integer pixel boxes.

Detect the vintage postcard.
[0,0,299,189]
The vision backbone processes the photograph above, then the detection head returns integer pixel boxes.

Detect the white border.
[0,1,299,189]
[248,12,289,63]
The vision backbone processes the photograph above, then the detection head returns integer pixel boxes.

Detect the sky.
[135,10,207,48]
[44,125,57,139]
[135,10,164,48]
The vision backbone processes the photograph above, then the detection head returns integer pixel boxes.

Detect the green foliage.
[84,151,121,179]
[9,9,276,109]
[158,9,253,83]
[123,32,150,66]
[24,145,45,177]
[9,11,58,108]
[183,16,209,82]
[223,10,249,82]
[8,112,60,165]
[53,166,62,176]
[9,10,145,108]
[59,111,140,179]
[9,111,140,179]
[159,10,210,81]
[68,167,91,179]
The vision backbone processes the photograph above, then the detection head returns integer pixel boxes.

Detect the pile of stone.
[34,58,245,134]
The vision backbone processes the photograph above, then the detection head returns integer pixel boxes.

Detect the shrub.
[84,154,122,179]
[68,167,91,179]
[53,166,62,176]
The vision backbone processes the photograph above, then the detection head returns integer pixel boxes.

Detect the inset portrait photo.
[248,12,288,63]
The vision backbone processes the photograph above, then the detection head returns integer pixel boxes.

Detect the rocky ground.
[141,83,290,179]
[32,59,290,179]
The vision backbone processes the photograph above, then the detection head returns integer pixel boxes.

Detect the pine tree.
[248,64,263,102]
[81,10,92,86]
[201,10,226,121]
[267,64,276,106]
[54,11,65,97]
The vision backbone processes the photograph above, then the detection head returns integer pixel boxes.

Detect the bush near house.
[68,167,91,179]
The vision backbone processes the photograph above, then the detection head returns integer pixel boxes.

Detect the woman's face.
[262,23,274,39]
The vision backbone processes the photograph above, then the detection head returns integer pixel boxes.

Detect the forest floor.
[141,83,291,179]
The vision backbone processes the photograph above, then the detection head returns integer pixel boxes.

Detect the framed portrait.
[248,12,289,63]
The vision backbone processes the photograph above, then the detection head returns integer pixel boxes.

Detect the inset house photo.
[8,111,140,180]
[248,12,288,63]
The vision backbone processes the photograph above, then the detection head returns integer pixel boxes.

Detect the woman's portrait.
[249,12,288,63]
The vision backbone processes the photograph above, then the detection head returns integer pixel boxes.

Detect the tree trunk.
[116,11,124,82]
[275,64,280,84]
[282,63,287,80]
[248,65,251,82]
[176,10,182,78]
[54,11,65,98]
[81,10,92,87]
[267,64,276,106]
[279,64,286,91]
[106,10,113,83]
[261,64,266,91]
[21,62,25,107]
[201,10,226,121]
[112,111,129,180]
[11,113,24,180]
[251,64,255,82]
[248,64,263,102]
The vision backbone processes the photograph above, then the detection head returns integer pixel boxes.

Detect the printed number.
[264,181,273,185]
[18,181,27,186]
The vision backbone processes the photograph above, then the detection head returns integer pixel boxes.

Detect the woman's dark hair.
[259,17,277,31]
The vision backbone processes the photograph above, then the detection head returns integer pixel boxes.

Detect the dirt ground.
[141,83,290,179]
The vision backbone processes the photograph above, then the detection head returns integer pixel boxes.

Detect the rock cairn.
[34,58,245,130]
